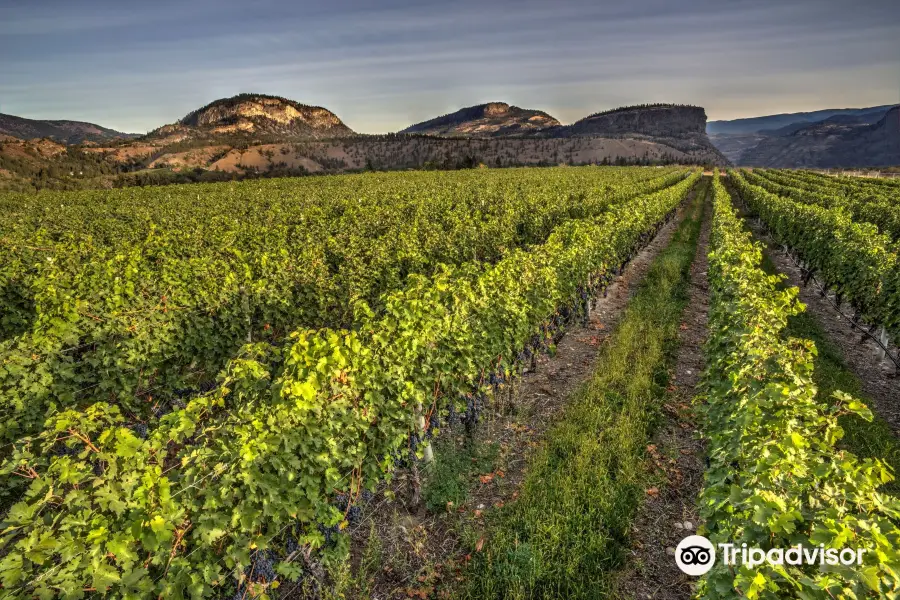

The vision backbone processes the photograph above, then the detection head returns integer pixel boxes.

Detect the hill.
[706,105,896,135]
[1,96,729,190]
[400,102,560,137]
[0,113,138,144]
[708,104,896,165]
[548,104,728,164]
[402,103,727,165]
[144,94,356,143]
[739,106,900,168]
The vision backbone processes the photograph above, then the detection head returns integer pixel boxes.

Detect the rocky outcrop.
[146,94,356,141]
[0,113,138,144]
[543,104,727,164]
[400,102,560,137]
[556,104,707,138]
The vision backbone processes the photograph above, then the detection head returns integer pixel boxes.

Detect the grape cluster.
[91,461,105,476]
[131,423,148,439]
[447,402,460,427]
[318,523,341,547]
[285,536,300,556]
[245,550,277,582]
[152,403,172,419]
[409,432,420,461]
[51,443,79,458]
[347,505,361,526]
[391,449,408,469]
[425,412,440,439]
[462,393,485,433]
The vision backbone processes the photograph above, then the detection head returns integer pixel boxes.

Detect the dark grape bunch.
[131,423,148,439]
[51,443,79,458]
[249,550,277,582]
[462,393,485,433]
[152,403,172,419]
[425,412,440,439]
[317,523,341,547]
[447,402,460,426]
[409,432,420,461]
[285,536,300,556]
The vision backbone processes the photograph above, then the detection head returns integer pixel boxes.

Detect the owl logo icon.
[675,535,715,576]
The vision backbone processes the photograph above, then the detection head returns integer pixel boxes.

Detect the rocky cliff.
[557,104,707,138]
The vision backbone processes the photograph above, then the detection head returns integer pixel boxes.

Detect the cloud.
[1,0,897,132]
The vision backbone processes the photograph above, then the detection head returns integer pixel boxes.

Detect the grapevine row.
[747,169,900,241]
[0,167,689,448]
[0,172,701,598]
[699,172,900,598]
[730,169,900,349]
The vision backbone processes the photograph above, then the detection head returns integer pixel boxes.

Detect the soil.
[275,188,702,599]
[612,183,711,600]
[733,195,900,436]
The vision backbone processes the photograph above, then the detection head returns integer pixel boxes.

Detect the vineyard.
[0,166,898,599]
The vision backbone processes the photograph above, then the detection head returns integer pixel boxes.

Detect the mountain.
[0,113,138,144]
[400,102,560,137]
[557,104,707,138]
[2,97,729,191]
[758,108,889,137]
[709,104,898,165]
[707,105,896,135]
[740,106,900,168]
[144,93,356,142]
[402,102,726,164]
[547,104,728,164]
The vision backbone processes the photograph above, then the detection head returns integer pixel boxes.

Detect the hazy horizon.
[2,0,897,134]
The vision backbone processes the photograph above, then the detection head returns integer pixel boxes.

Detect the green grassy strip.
[459,178,708,600]
[756,237,900,495]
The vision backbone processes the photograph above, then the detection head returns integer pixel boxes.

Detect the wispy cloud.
[1,0,897,132]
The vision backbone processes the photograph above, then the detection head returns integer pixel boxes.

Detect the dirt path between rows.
[614,182,711,600]
[295,186,705,600]
[731,192,900,437]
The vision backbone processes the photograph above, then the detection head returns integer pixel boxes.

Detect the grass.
[757,251,900,495]
[458,179,708,599]
[423,436,501,512]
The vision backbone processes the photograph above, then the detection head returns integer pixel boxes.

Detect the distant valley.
[708,104,899,167]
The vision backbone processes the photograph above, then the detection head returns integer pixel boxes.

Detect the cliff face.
[147,94,356,141]
[400,102,560,137]
[559,104,707,138]
[541,104,726,164]
[740,106,900,168]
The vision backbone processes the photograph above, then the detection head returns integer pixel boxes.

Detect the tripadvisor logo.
[675,535,716,576]
[675,535,869,576]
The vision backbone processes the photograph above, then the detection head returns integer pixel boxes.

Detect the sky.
[1,0,898,134]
